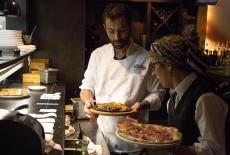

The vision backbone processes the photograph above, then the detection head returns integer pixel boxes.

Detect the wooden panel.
[95,0,180,3]
[146,2,152,49]
[27,0,85,102]
[196,5,208,49]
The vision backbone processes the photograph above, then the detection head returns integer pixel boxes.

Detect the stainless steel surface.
[40,68,59,84]
[66,120,110,155]
[71,98,89,120]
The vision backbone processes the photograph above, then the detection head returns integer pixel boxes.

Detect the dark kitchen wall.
[27,0,85,102]
[6,0,27,32]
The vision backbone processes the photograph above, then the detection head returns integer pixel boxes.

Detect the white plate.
[28,85,46,91]
[0,94,30,99]
[116,129,181,149]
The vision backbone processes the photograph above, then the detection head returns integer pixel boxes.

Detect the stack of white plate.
[0,30,24,47]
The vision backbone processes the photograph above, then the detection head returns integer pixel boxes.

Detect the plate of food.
[116,118,182,149]
[0,88,30,99]
[89,102,133,116]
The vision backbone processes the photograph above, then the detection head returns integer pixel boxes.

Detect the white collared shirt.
[80,40,164,152]
[168,72,228,155]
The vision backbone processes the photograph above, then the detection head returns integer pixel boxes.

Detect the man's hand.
[130,100,150,118]
[131,100,150,112]
[84,100,94,109]
[131,102,142,113]
[130,102,141,118]
[83,104,98,122]
[80,89,98,121]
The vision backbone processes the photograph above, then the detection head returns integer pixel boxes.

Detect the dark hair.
[102,3,131,25]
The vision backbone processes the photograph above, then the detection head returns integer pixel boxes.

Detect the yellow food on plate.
[93,102,131,112]
[0,88,29,96]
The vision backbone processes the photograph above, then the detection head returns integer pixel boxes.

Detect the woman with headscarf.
[149,34,228,155]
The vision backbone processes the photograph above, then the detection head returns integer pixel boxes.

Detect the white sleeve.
[194,93,228,155]
[79,51,97,93]
[143,68,165,111]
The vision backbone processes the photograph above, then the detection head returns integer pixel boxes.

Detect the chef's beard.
[111,36,130,49]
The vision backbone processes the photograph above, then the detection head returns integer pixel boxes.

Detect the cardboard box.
[30,58,49,70]
[31,58,49,65]
[31,70,40,74]
[23,73,40,83]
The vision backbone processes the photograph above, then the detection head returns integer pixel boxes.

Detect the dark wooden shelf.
[151,6,180,33]
[95,0,180,3]
[149,3,180,43]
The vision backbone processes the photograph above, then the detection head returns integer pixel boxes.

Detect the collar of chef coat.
[169,72,197,108]
[112,38,136,58]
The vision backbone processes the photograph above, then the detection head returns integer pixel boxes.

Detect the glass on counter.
[76,139,89,155]
[64,138,89,155]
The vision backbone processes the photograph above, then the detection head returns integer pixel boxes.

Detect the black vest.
[168,77,213,145]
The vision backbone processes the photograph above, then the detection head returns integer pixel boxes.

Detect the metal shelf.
[0,51,33,70]
[0,59,24,82]
[0,51,34,82]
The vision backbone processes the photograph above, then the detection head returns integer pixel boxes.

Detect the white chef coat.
[168,72,228,155]
[80,40,164,153]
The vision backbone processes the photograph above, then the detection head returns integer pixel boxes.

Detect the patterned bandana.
[149,34,207,73]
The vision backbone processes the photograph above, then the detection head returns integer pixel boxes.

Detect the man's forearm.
[80,89,94,104]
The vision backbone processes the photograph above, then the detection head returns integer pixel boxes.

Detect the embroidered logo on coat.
[134,64,146,70]
[133,64,146,74]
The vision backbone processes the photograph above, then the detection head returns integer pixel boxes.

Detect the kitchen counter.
[0,83,65,155]
[67,97,110,154]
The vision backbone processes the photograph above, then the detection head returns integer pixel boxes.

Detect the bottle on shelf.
[219,42,225,65]
[204,42,209,55]
[211,42,218,66]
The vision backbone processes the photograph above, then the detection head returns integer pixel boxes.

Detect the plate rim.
[89,108,133,116]
[0,94,30,99]
[116,129,182,149]
[28,85,46,90]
